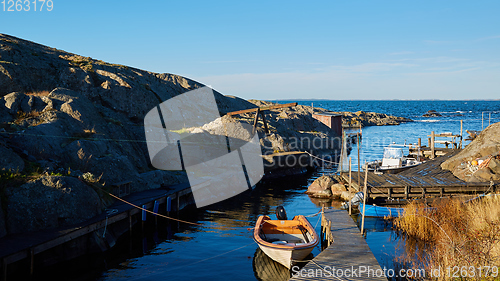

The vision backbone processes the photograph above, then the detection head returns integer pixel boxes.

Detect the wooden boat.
[358,202,405,218]
[253,214,319,269]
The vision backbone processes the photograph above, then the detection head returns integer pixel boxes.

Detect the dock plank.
[339,152,494,200]
[290,209,387,280]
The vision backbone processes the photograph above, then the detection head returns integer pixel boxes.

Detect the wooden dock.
[290,208,387,281]
[340,151,495,200]
[0,183,194,280]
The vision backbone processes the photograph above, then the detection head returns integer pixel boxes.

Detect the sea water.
[40,100,500,281]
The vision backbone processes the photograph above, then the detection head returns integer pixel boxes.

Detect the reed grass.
[394,195,500,280]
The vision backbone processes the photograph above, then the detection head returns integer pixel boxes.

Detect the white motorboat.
[363,145,422,174]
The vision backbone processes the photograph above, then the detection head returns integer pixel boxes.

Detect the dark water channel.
[28,170,400,281]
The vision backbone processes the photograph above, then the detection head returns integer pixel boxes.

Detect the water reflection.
[252,248,313,281]
[252,248,290,281]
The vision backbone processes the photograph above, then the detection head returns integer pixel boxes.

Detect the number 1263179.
[2,0,53,11]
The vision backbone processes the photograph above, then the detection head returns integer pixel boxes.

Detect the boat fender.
[275,206,287,220]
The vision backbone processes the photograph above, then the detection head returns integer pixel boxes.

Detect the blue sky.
[1,0,499,100]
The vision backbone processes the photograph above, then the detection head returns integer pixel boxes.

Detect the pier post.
[320,207,324,248]
[176,192,180,215]
[417,138,422,161]
[357,133,360,186]
[430,131,435,159]
[327,221,332,247]
[128,210,133,234]
[348,157,352,215]
[141,205,146,231]
[252,108,260,135]
[340,131,344,172]
[460,120,463,149]
[360,168,368,234]
[166,196,171,217]
[153,200,160,227]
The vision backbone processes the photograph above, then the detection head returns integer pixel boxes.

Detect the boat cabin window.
[383,147,403,159]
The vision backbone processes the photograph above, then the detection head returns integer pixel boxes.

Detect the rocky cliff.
[0,34,409,238]
[0,34,259,237]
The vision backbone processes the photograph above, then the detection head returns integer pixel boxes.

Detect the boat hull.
[257,244,314,269]
[358,203,404,218]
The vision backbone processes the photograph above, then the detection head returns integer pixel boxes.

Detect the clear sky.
[1,0,499,100]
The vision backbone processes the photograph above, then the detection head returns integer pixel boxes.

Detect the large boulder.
[441,122,500,182]
[4,176,102,234]
[306,175,335,198]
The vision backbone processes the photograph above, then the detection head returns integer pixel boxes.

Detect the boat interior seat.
[271,239,305,246]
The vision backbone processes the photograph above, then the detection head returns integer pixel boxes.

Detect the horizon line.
[267,98,500,101]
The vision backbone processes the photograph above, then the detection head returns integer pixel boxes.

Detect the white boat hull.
[257,243,315,269]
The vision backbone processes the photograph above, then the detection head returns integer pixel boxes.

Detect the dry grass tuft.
[394,195,500,280]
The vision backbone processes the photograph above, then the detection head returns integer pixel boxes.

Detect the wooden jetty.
[408,130,463,160]
[339,151,495,200]
[0,183,194,280]
[225,102,297,135]
[290,208,387,280]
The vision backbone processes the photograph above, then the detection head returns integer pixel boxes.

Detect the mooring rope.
[304,209,322,217]
[304,151,341,165]
[106,192,203,226]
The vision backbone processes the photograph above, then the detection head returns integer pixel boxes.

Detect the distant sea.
[273,100,500,168]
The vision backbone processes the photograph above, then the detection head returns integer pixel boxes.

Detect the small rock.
[422,110,442,117]
[330,183,347,199]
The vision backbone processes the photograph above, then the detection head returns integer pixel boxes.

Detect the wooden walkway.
[0,183,193,280]
[340,152,494,199]
[290,208,387,281]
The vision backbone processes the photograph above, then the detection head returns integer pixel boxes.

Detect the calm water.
[43,100,500,281]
